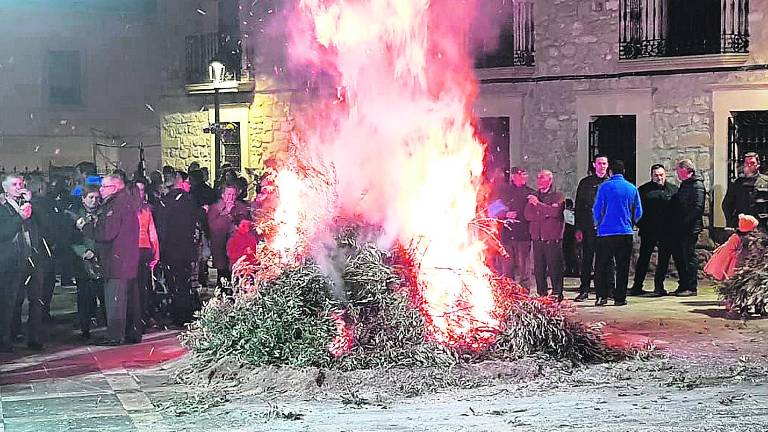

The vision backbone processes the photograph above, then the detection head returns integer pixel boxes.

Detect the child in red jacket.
[226,218,259,268]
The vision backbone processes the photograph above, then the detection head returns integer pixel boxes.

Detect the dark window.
[666,0,721,56]
[475,1,535,68]
[478,117,511,182]
[619,0,749,59]
[589,115,637,184]
[221,122,241,172]
[48,50,81,105]
[728,111,768,181]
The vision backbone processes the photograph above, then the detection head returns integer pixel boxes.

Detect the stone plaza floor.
[1,279,767,431]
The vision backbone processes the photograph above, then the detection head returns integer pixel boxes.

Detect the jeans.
[579,228,614,293]
[595,234,633,302]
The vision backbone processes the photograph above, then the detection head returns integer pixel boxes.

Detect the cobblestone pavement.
[1,280,767,431]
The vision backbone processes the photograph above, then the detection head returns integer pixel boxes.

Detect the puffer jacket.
[673,175,707,233]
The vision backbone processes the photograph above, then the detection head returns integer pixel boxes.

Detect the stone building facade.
[475,0,768,228]
[157,0,292,188]
[0,1,163,174]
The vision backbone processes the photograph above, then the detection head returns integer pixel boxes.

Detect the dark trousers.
[532,240,564,296]
[11,269,44,345]
[0,273,21,347]
[503,240,532,291]
[104,278,143,342]
[41,271,56,320]
[563,225,579,276]
[632,233,674,292]
[579,229,615,293]
[138,248,156,320]
[595,235,633,302]
[76,277,103,335]
[677,230,700,292]
[166,259,199,325]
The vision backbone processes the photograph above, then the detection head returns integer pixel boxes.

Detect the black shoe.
[674,290,698,297]
[614,300,627,306]
[643,290,667,298]
[629,289,650,296]
[125,336,142,344]
[92,338,123,347]
[27,342,44,351]
[574,292,589,302]
[595,297,608,306]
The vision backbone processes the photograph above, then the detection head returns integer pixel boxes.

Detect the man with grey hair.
[524,169,566,301]
[671,159,706,297]
[79,174,142,345]
[1,174,45,352]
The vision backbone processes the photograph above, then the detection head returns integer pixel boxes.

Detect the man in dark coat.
[502,167,535,292]
[155,172,204,325]
[80,174,142,344]
[631,164,679,297]
[671,159,707,297]
[25,176,58,322]
[524,170,565,301]
[189,169,217,207]
[1,174,46,351]
[722,152,768,230]
[573,154,614,301]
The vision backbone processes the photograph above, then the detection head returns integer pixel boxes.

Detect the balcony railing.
[475,1,535,68]
[619,0,749,60]
[185,32,244,84]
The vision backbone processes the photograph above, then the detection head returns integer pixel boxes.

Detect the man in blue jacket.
[592,160,643,306]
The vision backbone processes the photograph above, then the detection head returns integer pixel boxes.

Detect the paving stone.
[2,394,124,420]
[2,414,135,432]
[1,376,112,401]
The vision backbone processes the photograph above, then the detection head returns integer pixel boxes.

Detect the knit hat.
[738,213,759,233]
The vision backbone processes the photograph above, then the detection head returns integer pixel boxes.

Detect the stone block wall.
[535,0,620,76]
[160,111,211,171]
[160,93,294,180]
[533,0,768,76]
[509,69,768,201]
[247,93,294,174]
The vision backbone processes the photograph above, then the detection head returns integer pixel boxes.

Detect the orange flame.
[328,311,354,357]
[260,0,505,351]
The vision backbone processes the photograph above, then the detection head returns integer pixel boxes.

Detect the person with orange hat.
[704,213,759,281]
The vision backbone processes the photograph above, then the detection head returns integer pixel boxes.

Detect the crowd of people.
[0,161,259,352]
[492,152,768,305]
[2,151,767,352]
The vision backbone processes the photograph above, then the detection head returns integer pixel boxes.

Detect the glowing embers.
[328,311,354,357]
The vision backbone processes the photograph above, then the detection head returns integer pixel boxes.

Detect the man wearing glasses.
[78,175,142,345]
[723,152,768,230]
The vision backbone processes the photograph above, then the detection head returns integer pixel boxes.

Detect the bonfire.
[181,0,619,370]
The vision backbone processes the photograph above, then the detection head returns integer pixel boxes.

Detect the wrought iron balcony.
[475,1,535,68]
[619,0,749,60]
[185,32,244,84]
